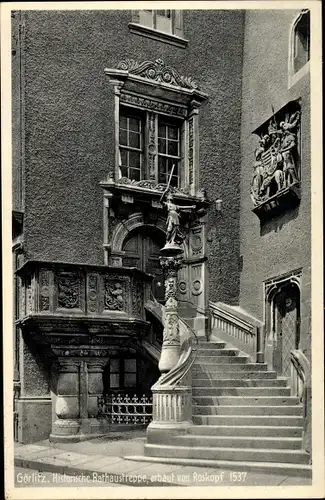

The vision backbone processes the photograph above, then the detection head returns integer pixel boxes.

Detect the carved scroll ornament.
[117,58,198,90]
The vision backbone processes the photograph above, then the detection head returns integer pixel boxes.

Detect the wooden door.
[122,228,165,303]
[273,284,300,376]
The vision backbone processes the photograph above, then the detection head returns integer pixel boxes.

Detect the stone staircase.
[144,338,311,476]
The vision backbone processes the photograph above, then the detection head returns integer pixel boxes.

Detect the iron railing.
[98,393,153,425]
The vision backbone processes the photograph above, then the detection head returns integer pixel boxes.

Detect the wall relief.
[104,280,125,311]
[251,103,301,207]
[57,272,81,309]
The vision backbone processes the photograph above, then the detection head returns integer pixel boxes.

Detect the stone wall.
[13,9,245,305]
[239,9,311,358]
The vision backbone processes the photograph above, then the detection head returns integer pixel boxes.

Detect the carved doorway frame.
[264,269,302,374]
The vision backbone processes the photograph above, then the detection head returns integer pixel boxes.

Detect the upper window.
[105,58,208,195]
[293,10,310,73]
[118,106,182,187]
[129,10,187,48]
[119,110,144,181]
[289,10,310,87]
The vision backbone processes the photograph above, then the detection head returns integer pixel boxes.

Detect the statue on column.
[163,191,196,247]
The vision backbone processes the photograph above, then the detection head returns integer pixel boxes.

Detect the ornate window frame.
[104,58,208,197]
[128,10,188,48]
[288,9,310,89]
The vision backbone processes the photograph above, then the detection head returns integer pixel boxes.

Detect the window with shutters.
[129,10,187,48]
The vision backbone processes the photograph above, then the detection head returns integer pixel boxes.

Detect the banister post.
[158,251,184,374]
[256,325,265,363]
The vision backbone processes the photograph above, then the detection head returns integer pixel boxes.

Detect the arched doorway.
[122,226,165,303]
[272,282,301,377]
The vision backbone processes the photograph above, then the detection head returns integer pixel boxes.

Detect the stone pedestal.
[158,252,184,374]
[50,358,109,443]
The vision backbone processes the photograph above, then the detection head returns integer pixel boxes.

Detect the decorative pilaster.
[158,253,184,373]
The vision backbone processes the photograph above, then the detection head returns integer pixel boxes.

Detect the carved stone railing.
[290,349,311,415]
[209,301,264,362]
[146,299,198,444]
[290,349,311,453]
[16,260,152,322]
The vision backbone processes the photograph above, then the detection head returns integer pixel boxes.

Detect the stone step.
[194,356,249,364]
[193,405,303,416]
[192,370,278,379]
[193,363,268,372]
[192,387,291,396]
[192,377,288,387]
[144,444,310,465]
[192,415,304,426]
[126,455,312,478]
[195,348,239,356]
[188,425,303,438]
[174,434,302,450]
[192,396,299,406]
[197,341,227,348]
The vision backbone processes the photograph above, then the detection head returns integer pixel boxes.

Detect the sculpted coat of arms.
[251,109,301,206]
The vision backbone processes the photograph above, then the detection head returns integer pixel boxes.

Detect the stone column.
[158,253,184,373]
[50,359,81,442]
[81,358,109,436]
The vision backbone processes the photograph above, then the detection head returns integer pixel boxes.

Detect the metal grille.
[98,394,153,425]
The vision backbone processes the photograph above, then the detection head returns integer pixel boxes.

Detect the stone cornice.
[15,259,153,281]
[100,177,210,207]
[17,314,150,337]
[104,59,208,107]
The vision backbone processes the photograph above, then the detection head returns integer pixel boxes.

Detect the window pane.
[139,10,154,28]
[120,149,128,166]
[168,126,178,140]
[124,373,137,387]
[129,151,140,168]
[158,138,166,154]
[125,359,136,372]
[119,128,127,145]
[158,173,166,184]
[110,359,120,372]
[110,374,119,388]
[158,123,166,138]
[130,169,140,181]
[120,166,128,178]
[129,131,140,149]
[129,117,140,132]
[120,115,127,129]
[170,176,179,188]
[168,140,178,157]
[156,15,172,33]
[294,12,310,73]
